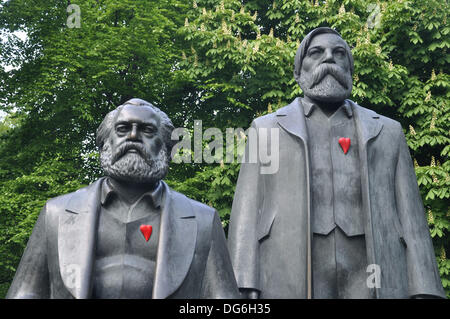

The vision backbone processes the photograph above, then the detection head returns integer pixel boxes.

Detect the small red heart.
[140,225,152,242]
[338,137,351,154]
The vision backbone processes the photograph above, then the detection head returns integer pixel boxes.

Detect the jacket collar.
[100,178,164,209]
[59,178,197,299]
[276,97,382,146]
[349,100,383,145]
[59,178,104,299]
[301,98,353,118]
[152,182,197,299]
[276,97,309,144]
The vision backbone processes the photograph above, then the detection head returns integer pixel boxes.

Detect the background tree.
[0,0,448,297]
[0,0,189,296]
[177,0,449,297]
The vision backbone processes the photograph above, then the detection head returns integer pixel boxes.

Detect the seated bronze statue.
[7,98,240,299]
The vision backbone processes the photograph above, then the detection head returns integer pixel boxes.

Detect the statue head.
[96,98,175,184]
[294,27,354,103]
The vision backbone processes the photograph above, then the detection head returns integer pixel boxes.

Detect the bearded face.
[99,104,170,184]
[100,140,169,184]
[298,33,353,103]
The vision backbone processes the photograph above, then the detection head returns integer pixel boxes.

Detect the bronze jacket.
[228,97,445,299]
[7,179,239,299]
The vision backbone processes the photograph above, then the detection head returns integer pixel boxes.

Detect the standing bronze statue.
[228,27,445,299]
[7,98,239,299]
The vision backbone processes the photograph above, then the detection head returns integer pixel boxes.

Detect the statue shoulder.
[252,99,300,128]
[168,187,216,216]
[44,178,104,215]
[252,113,278,129]
[45,192,73,210]
[350,100,403,133]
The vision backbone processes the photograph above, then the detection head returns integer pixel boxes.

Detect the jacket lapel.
[58,178,104,299]
[351,101,383,145]
[153,182,197,299]
[276,98,384,299]
[276,97,313,299]
[351,101,383,298]
[276,97,309,144]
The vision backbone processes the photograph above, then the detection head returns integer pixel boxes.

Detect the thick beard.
[100,143,169,184]
[299,65,353,103]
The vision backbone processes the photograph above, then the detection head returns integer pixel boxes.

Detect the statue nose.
[322,48,335,63]
[128,124,140,140]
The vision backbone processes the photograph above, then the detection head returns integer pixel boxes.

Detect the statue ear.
[293,50,303,86]
[294,69,301,85]
[294,67,305,90]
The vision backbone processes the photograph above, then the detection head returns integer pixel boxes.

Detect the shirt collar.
[101,178,164,209]
[301,98,353,118]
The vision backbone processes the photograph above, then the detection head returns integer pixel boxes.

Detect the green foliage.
[0,157,85,284]
[0,0,189,297]
[168,163,240,231]
[178,0,449,297]
[0,0,448,298]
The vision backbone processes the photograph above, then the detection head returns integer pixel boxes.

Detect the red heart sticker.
[140,225,152,242]
[338,137,351,154]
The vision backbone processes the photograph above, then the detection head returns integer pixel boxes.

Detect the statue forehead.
[114,104,159,123]
[307,32,347,49]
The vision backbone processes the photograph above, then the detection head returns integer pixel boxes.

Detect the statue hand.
[411,294,443,299]
[239,288,260,299]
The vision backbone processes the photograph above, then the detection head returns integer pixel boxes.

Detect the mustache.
[111,141,150,165]
[309,63,350,90]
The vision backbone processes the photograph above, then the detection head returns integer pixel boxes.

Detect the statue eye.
[116,124,130,133]
[142,125,156,134]
[308,48,323,57]
[334,48,346,57]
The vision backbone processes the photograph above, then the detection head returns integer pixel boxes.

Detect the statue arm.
[6,205,50,299]
[201,210,241,299]
[227,121,262,297]
[239,288,260,299]
[394,124,446,299]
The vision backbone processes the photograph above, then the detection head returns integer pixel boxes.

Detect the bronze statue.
[228,27,445,299]
[7,98,240,299]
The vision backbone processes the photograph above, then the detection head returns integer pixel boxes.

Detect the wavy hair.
[96,98,175,157]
